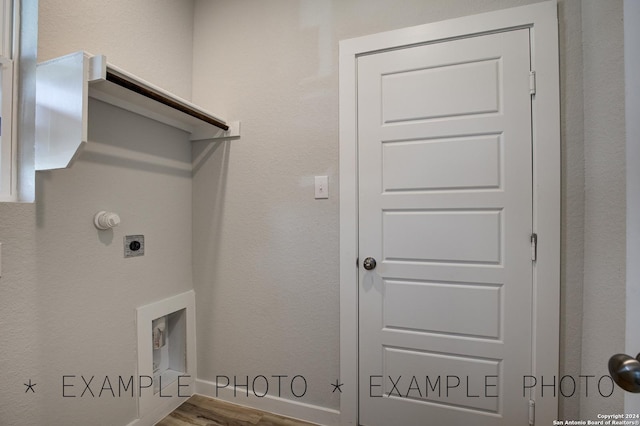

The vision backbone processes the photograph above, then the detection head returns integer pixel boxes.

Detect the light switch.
[315,176,329,199]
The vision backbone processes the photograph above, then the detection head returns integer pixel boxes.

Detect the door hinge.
[529,71,536,96]
[528,399,535,425]
[531,233,538,262]
[356,257,359,268]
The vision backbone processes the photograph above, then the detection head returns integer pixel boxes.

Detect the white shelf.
[35,51,239,171]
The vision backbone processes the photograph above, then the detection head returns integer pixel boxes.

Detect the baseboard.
[125,392,190,426]
[195,379,340,426]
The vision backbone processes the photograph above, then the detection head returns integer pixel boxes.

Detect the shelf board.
[35,51,239,171]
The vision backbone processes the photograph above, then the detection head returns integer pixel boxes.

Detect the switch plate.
[315,176,329,199]
[124,235,145,258]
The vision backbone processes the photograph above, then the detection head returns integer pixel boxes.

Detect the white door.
[358,29,534,425]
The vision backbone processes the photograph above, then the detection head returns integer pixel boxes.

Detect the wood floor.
[156,394,320,426]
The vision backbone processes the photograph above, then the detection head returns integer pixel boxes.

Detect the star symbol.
[24,379,36,393]
[331,379,343,393]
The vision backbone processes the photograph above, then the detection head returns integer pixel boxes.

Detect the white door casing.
[358,28,533,425]
[339,2,560,425]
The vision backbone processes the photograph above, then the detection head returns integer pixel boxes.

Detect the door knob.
[608,353,640,392]
[363,257,377,270]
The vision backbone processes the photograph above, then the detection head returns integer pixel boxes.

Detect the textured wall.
[559,0,585,419]
[192,0,627,419]
[38,0,194,99]
[0,0,629,424]
[0,202,40,424]
[192,0,576,413]
[0,1,196,425]
[580,0,626,418]
[32,100,194,425]
[624,0,640,413]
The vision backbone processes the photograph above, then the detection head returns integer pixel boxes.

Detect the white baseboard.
[125,392,189,426]
[195,379,340,426]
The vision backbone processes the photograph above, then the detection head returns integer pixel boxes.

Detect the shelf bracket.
[206,121,241,140]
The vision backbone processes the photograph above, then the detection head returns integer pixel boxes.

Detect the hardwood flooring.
[156,394,320,426]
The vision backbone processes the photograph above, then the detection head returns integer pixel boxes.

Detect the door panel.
[358,29,533,425]
[383,279,501,338]
[382,347,501,412]
[381,134,502,192]
[381,58,500,123]
[383,209,502,264]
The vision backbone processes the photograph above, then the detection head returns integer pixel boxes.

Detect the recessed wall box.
[137,290,196,422]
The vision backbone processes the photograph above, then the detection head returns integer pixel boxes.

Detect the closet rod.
[105,71,230,131]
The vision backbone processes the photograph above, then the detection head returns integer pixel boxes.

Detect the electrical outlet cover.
[124,235,145,258]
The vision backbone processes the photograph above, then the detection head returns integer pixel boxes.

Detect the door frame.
[338,2,560,425]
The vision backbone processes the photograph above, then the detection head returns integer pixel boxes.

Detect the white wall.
[38,0,195,100]
[190,0,612,418]
[624,0,640,414]
[0,0,629,424]
[0,1,196,425]
[580,0,626,419]
[559,0,585,419]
